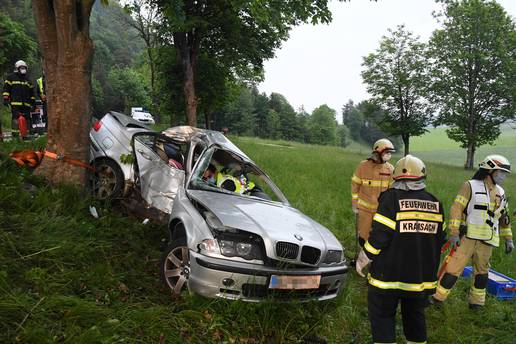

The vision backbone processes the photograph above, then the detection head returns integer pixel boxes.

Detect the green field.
[1,137,515,344]
[410,125,516,167]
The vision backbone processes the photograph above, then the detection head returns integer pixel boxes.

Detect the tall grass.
[1,136,515,344]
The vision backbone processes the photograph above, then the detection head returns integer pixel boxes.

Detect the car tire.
[160,237,190,297]
[89,159,124,200]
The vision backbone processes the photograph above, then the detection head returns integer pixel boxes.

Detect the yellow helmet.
[393,155,426,180]
[479,155,511,173]
[372,139,395,154]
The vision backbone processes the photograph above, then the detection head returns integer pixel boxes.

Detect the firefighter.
[431,155,513,310]
[356,155,446,344]
[3,60,36,139]
[351,138,395,246]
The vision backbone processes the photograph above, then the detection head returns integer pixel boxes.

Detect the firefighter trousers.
[368,289,427,344]
[357,209,375,246]
[433,236,492,305]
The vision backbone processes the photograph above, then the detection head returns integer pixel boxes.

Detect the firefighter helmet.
[393,155,426,180]
[479,155,511,173]
[14,60,28,70]
[372,139,395,154]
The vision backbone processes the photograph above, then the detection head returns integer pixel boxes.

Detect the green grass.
[411,125,516,167]
[1,136,516,344]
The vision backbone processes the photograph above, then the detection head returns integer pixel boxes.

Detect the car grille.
[276,242,299,260]
[301,246,321,265]
[241,283,337,300]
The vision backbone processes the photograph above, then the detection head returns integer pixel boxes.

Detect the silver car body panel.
[90,111,151,182]
[133,136,185,213]
[187,190,342,262]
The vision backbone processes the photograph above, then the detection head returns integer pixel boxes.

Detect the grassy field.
[1,136,515,344]
[411,125,516,167]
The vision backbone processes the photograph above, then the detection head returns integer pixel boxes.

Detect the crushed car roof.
[161,126,250,161]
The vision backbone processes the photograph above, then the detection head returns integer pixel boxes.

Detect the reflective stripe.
[4,80,12,85]
[10,80,31,86]
[470,286,486,296]
[454,195,468,206]
[500,227,512,237]
[361,178,390,187]
[364,241,381,255]
[396,211,443,222]
[373,342,396,344]
[373,213,396,230]
[358,198,377,210]
[448,219,461,229]
[436,285,451,296]
[407,341,427,344]
[2,92,9,96]
[10,102,31,106]
[368,274,437,292]
[351,193,359,200]
[351,174,362,184]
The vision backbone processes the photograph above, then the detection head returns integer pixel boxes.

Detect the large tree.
[362,25,432,155]
[32,0,105,185]
[152,0,337,126]
[429,0,515,169]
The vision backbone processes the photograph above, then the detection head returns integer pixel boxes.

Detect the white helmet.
[14,60,28,72]
[393,155,426,180]
[372,138,395,154]
[479,155,511,173]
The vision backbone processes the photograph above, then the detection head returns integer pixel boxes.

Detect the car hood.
[188,190,342,250]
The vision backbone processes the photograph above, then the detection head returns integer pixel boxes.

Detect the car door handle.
[137,149,152,160]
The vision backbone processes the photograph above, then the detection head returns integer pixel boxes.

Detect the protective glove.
[505,239,514,254]
[355,249,372,277]
[448,235,460,247]
[352,205,358,215]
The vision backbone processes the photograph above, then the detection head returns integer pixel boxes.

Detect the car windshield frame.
[187,146,289,205]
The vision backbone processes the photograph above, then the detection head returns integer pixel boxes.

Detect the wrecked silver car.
[90,113,349,301]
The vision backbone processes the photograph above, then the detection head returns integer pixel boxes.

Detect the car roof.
[108,111,151,129]
[161,126,251,161]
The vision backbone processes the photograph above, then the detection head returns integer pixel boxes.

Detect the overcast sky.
[258,0,516,117]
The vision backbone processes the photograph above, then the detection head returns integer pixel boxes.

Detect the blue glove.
[448,235,460,247]
[506,240,514,254]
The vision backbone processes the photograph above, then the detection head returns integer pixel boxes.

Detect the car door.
[132,133,185,214]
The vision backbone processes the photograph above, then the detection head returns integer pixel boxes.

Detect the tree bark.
[32,0,95,187]
[402,133,410,156]
[174,29,199,126]
[465,140,476,170]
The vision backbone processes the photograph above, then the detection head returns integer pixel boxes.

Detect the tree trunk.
[174,30,199,127]
[183,59,197,126]
[402,133,410,156]
[32,0,94,187]
[465,141,476,170]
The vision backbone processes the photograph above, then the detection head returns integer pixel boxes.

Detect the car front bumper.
[188,251,349,302]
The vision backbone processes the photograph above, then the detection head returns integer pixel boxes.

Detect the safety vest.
[216,172,256,195]
[465,179,506,247]
[37,77,45,96]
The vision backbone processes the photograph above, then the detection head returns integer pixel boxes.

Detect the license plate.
[269,275,321,290]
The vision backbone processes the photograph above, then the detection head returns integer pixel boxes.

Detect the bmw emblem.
[294,234,303,241]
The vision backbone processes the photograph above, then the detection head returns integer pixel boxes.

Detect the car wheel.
[89,159,124,200]
[161,238,190,296]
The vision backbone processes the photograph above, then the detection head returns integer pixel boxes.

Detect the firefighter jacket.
[351,159,393,213]
[448,178,511,247]
[3,72,35,109]
[364,188,446,297]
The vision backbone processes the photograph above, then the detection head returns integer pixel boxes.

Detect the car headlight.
[324,250,343,264]
[217,238,261,260]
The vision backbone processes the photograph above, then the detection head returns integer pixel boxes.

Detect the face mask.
[19,67,27,75]
[207,176,216,185]
[492,171,508,185]
[382,152,392,162]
